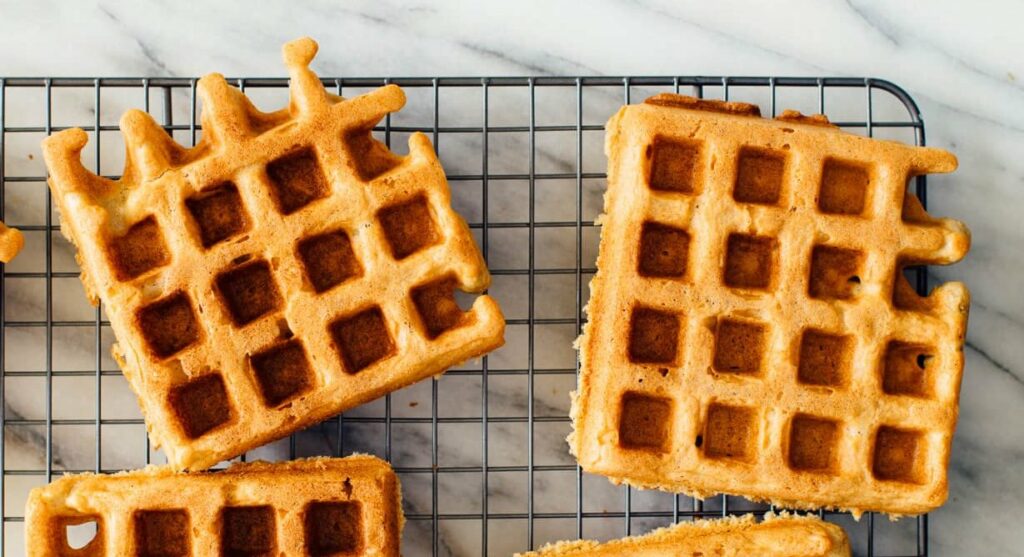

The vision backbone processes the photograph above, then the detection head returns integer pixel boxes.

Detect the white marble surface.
[0,2,1022,556]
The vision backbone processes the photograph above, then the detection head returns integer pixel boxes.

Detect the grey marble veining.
[0,2,1021,555]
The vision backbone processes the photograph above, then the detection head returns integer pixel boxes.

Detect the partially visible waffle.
[571,93,970,516]
[25,455,402,556]
[0,220,23,262]
[516,513,850,557]
[41,38,504,470]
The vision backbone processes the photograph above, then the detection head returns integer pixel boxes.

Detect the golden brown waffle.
[571,94,970,516]
[41,37,504,471]
[25,455,401,556]
[515,513,850,557]
[0,220,24,262]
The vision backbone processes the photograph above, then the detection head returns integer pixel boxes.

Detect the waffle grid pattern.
[572,95,969,516]
[39,39,503,471]
[25,457,401,556]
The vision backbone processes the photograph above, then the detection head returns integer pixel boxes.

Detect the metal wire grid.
[0,75,932,556]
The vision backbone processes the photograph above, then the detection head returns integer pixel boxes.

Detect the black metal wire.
[430,77,442,557]
[526,76,537,552]
[0,74,930,556]
[574,77,586,544]
[93,79,102,478]
[480,77,491,557]
[43,79,54,494]
[0,77,7,552]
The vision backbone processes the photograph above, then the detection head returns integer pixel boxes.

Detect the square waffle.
[515,513,849,557]
[40,38,504,471]
[25,455,402,556]
[571,94,970,516]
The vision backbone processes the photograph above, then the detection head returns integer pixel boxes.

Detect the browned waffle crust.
[40,38,505,470]
[515,513,850,556]
[25,455,402,556]
[0,220,23,262]
[571,94,970,516]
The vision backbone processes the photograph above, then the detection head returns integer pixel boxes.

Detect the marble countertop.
[0,2,1021,556]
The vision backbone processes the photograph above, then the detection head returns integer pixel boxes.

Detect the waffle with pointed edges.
[26,455,402,556]
[41,37,504,471]
[571,93,970,516]
[516,513,849,557]
[0,220,23,262]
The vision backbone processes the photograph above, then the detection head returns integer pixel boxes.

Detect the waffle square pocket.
[571,94,970,516]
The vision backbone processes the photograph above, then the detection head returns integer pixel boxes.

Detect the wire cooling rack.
[0,75,932,556]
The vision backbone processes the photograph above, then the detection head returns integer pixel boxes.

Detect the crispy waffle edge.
[514,512,850,557]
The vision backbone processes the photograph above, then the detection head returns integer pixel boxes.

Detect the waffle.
[516,513,850,557]
[41,37,504,471]
[0,220,24,262]
[571,93,970,516]
[25,455,401,556]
